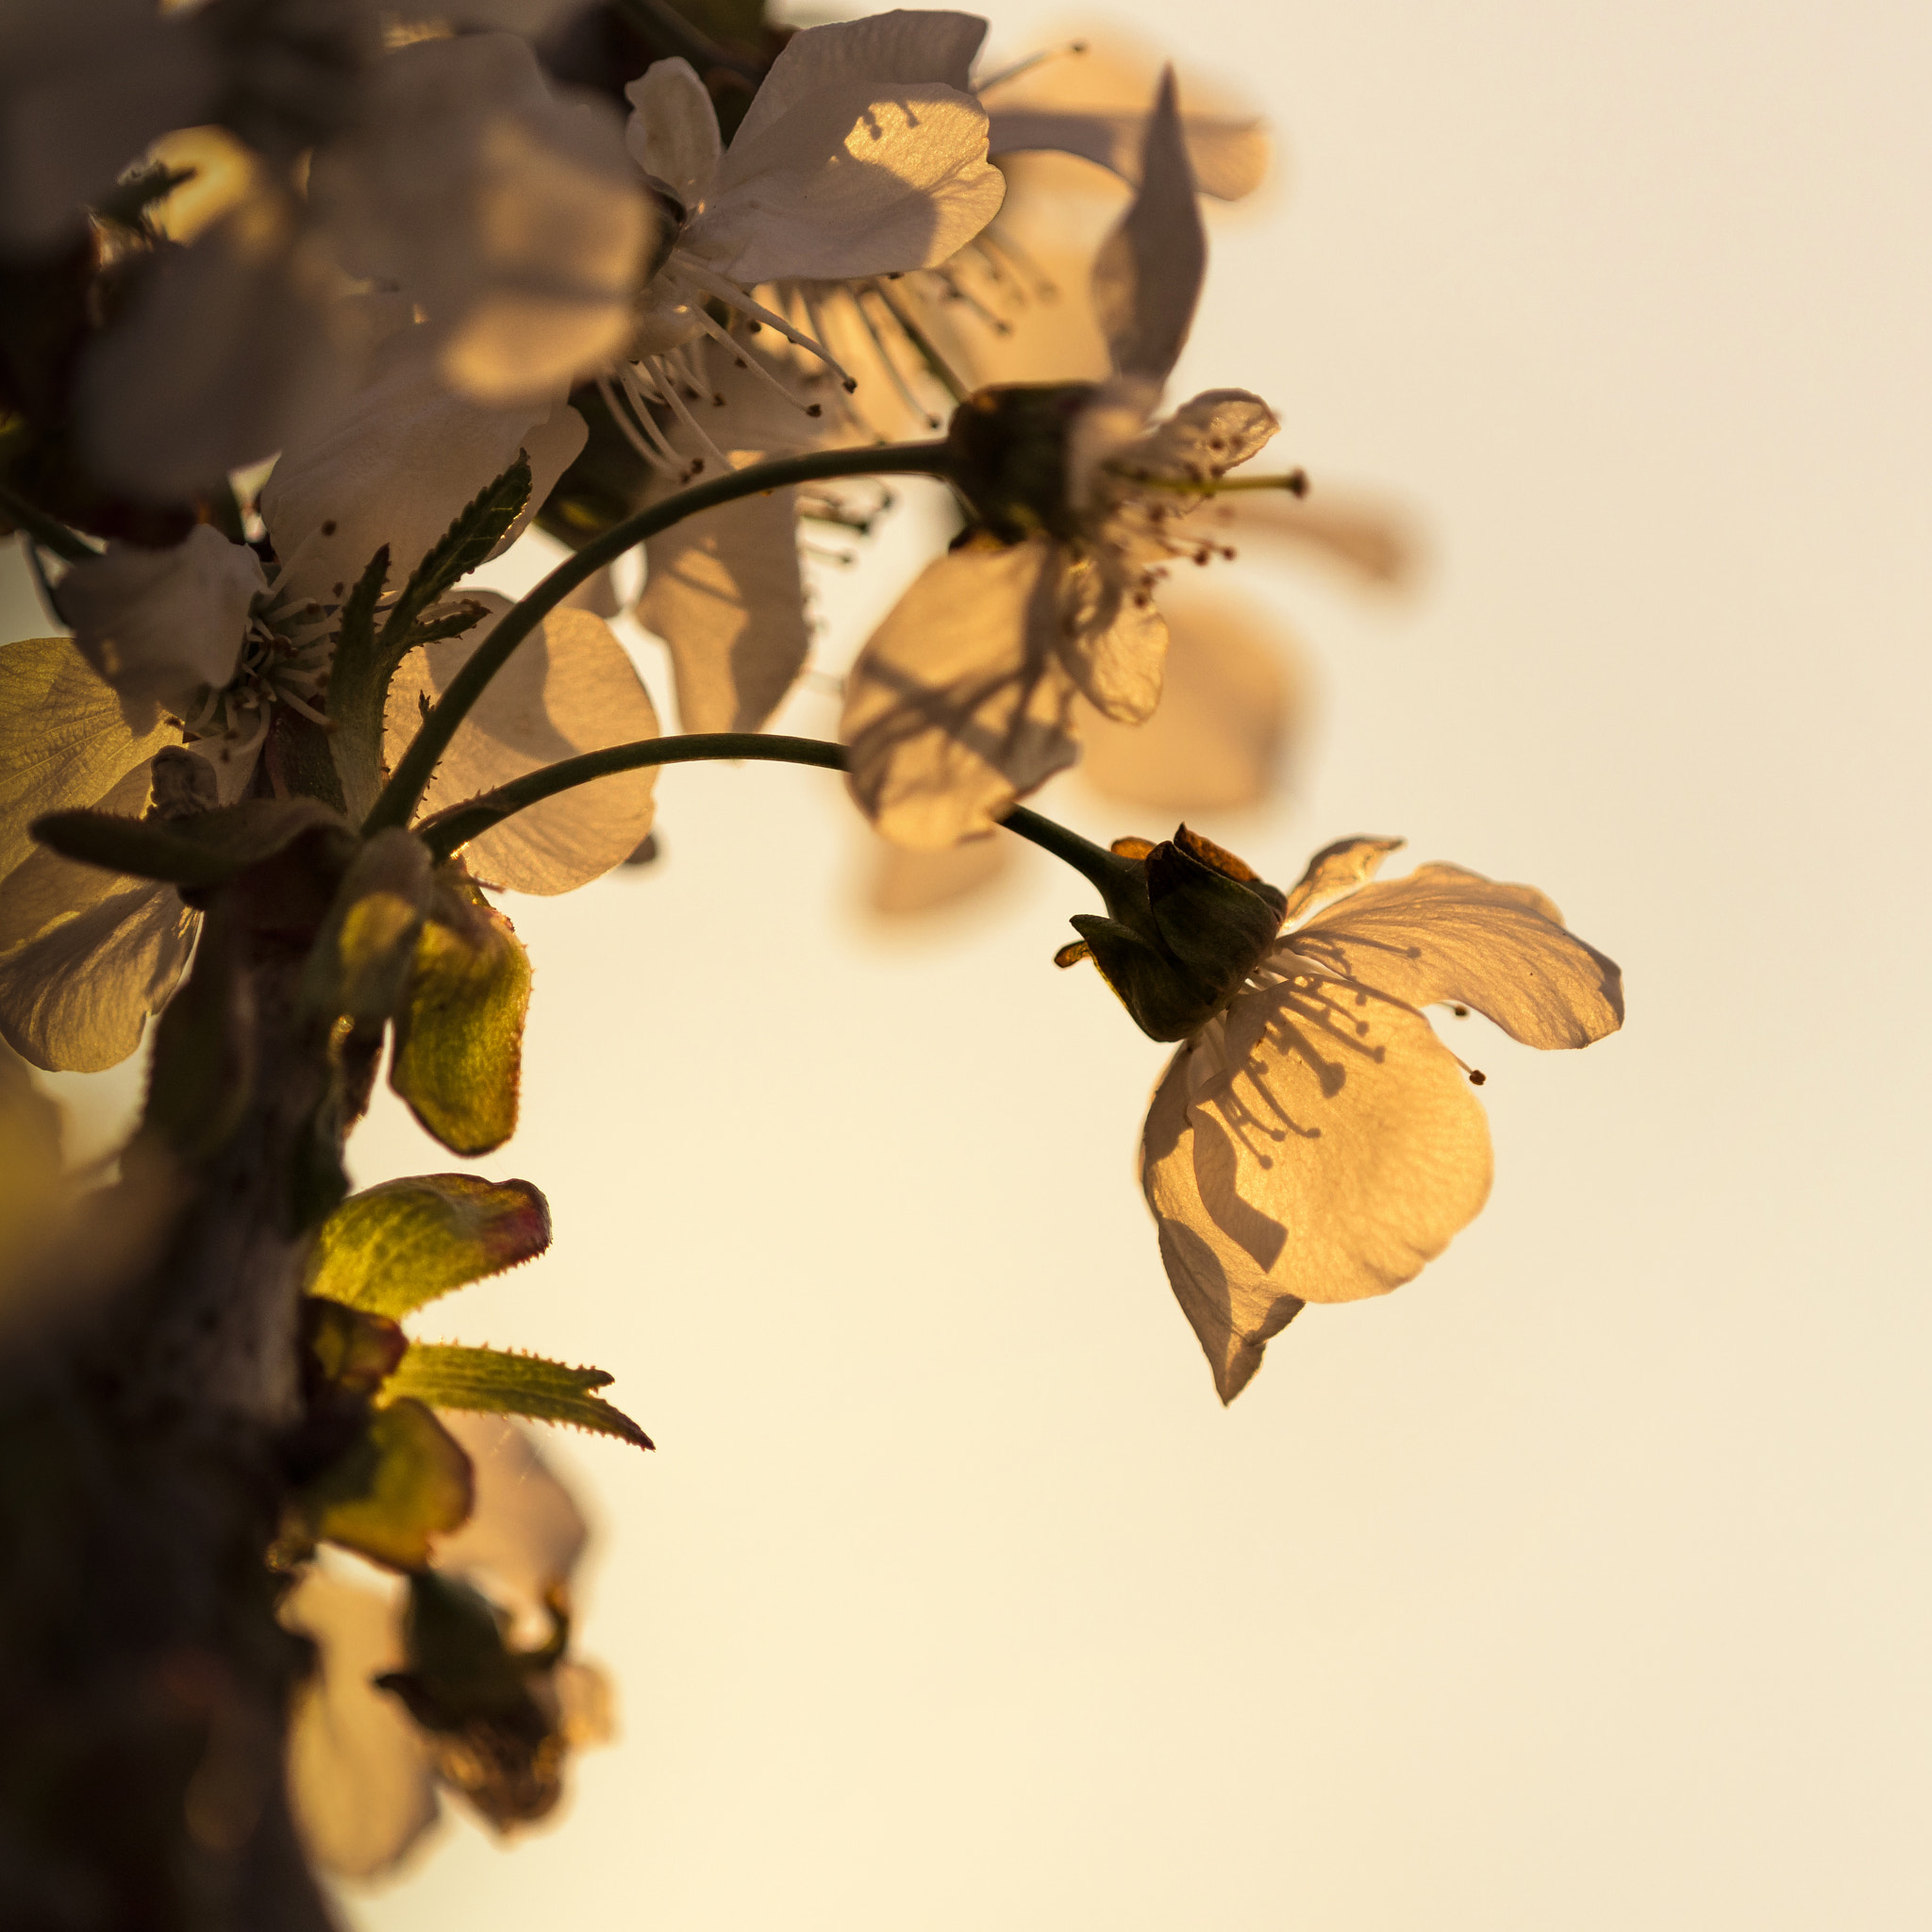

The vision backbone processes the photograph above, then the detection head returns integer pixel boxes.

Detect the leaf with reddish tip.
[307,1398,475,1571]
[305,1174,552,1321]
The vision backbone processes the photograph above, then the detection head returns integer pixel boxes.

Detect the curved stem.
[416,732,1126,893]
[363,441,952,841]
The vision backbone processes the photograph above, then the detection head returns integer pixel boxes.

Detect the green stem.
[363,441,953,841]
[416,732,1126,892]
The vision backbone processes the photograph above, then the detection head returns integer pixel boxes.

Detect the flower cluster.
[0,0,1622,1909]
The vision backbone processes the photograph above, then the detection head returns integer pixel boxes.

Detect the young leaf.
[386,1345,653,1451]
[378,455,531,653]
[390,874,532,1157]
[323,543,393,822]
[304,1397,475,1571]
[297,826,433,1032]
[305,1174,552,1320]
[30,795,349,887]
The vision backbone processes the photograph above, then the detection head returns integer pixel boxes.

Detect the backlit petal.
[1277,836,1405,924]
[699,85,1003,285]
[1291,862,1625,1049]
[842,537,1079,848]
[638,487,808,734]
[0,639,178,880]
[728,10,988,153]
[385,599,658,895]
[1058,555,1167,723]
[1141,976,1493,1399]
[1125,388,1278,484]
[624,57,721,210]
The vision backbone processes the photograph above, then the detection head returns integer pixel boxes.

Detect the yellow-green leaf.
[387,1344,652,1451]
[306,1397,474,1571]
[390,874,531,1157]
[304,1174,551,1320]
[298,826,432,1030]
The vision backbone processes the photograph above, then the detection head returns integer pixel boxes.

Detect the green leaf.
[305,1173,552,1320]
[298,826,432,1031]
[387,1344,653,1451]
[302,1295,408,1399]
[391,874,532,1157]
[305,1397,475,1570]
[323,543,393,822]
[378,456,531,655]
[29,795,349,887]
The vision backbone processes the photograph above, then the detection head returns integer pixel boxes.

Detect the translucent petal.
[0,640,178,881]
[385,599,658,895]
[264,326,586,611]
[639,486,808,734]
[1277,836,1405,924]
[1141,979,1494,1399]
[1058,557,1167,723]
[1291,862,1625,1049]
[1126,389,1279,484]
[1091,71,1203,387]
[842,537,1080,848]
[624,56,722,210]
[728,10,988,153]
[699,85,1003,285]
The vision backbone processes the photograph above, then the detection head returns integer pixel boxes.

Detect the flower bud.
[1058,824,1287,1041]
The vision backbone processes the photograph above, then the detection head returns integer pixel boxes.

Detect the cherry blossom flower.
[0,327,657,1072]
[841,72,1281,848]
[1132,835,1624,1401]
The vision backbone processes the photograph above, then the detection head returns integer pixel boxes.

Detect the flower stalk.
[364,442,953,841]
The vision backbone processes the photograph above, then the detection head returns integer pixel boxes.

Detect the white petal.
[1278,836,1406,924]
[728,9,988,153]
[385,598,658,895]
[311,34,650,406]
[1291,863,1625,1049]
[1141,980,1494,1399]
[988,106,1267,201]
[58,526,264,718]
[0,858,193,1074]
[842,538,1080,849]
[1058,554,1167,723]
[638,487,808,734]
[697,85,1003,285]
[282,1570,439,1881]
[77,192,364,496]
[264,325,586,609]
[1091,71,1203,387]
[624,57,721,210]
[1127,388,1280,483]
[433,1413,588,1642]
[1076,587,1298,810]
[0,639,178,881]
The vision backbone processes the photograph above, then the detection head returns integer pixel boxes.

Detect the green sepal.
[1063,825,1289,1041]
[323,543,392,822]
[302,1396,475,1571]
[304,1174,552,1320]
[377,455,530,653]
[391,872,532,1157]
[29,795,350,888]
[386,1344,653,1451]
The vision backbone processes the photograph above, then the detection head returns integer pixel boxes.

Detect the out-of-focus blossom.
[56,15,649,495]
[841,73,1281,848]
[1132,835,1624,1400]
[607,11,1004,469]
[284,1413,612,1879]
[0,325,653,1072]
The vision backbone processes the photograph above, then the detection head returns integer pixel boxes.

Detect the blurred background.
[22,0,1932,1924]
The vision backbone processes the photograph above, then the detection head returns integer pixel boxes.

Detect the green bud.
[1058,825,1288,1041]
[944,383,1100,544]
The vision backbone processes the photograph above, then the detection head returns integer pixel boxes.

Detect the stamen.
[599,372,681,477]
[975,40,1089,94]
[658,375,739,475]
[677,261,858,390]
[851,284,943,428]
[867,279,971,402]
[690,307,831,419]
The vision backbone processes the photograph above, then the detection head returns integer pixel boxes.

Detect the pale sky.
[25,2,1932,1926]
